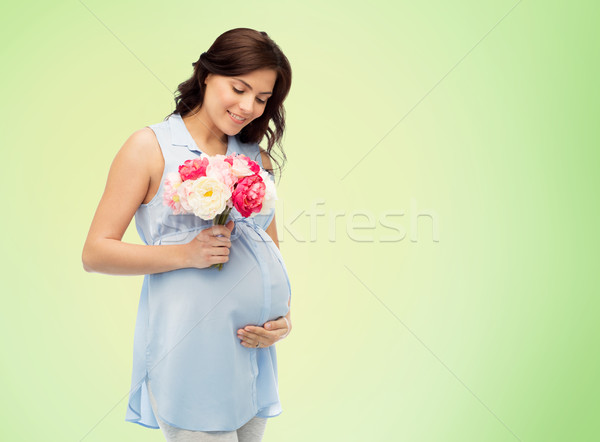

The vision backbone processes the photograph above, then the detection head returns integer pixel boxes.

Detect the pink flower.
[225,153,260,178]
[162,172,186,214]
[206,155,237,192]
[232,174,266,218]
[176,180,195,213]
[179,157,209,181]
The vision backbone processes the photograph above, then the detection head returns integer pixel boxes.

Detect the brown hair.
[168,28,292,176]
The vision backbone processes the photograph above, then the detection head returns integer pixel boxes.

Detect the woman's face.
[201,68,277,137]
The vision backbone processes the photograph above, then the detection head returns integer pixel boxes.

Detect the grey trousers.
[147,379,267,442]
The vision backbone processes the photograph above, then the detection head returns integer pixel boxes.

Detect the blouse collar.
[168,112,236,155]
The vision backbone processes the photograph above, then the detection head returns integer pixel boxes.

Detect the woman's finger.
[263,317,287,331]
[239,334,270,348]
[238,329,276,346]
[241,323,287,338]
[243,325,269,336]
[238,328,264,341]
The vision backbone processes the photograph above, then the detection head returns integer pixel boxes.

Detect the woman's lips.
[227,110,246,124]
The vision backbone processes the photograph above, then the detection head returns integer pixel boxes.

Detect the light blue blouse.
[125,113,291,431]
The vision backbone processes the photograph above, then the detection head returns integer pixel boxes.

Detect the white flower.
[186,176,232,220]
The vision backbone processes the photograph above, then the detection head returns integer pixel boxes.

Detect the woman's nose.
[239,95,254,115]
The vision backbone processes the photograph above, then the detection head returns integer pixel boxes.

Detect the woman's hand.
[237,315,291,348]
[183,220,234,269]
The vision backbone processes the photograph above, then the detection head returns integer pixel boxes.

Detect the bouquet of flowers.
[162,152,277,270]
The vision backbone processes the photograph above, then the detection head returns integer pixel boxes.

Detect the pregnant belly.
[147,227,290,345]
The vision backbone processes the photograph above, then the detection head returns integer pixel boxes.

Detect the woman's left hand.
[237,316,291,348]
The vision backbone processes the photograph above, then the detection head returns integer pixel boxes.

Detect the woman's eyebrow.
[233,78,273,95]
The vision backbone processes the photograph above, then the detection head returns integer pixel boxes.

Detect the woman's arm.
[82,128,233,275]
[261,148,280,250]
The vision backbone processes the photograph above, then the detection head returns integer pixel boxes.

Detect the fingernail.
[265,323,272,329]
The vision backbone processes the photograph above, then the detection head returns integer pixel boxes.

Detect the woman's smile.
[227,110,247,124]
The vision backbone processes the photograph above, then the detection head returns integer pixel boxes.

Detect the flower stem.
[210,207,233,271]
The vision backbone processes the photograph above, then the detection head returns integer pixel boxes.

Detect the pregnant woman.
[82,28,293,442]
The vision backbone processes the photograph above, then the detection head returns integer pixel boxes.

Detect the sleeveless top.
[125,113,292,431]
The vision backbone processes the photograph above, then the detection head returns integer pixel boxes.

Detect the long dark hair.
[168,28,292,176]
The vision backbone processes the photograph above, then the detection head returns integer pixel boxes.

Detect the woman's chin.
[223,126,244,137]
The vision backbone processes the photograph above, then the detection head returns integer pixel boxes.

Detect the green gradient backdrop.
[1,1,598,441]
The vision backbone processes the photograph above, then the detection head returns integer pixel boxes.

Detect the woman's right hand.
[184,220,235,269]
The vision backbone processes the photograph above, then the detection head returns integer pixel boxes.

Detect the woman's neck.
[182,109,228,154]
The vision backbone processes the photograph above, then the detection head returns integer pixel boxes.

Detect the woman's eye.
[232,86,266,104]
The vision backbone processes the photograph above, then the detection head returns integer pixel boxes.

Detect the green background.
[1,0,598,441]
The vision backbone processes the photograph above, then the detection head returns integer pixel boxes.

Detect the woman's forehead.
[228,70,277,89]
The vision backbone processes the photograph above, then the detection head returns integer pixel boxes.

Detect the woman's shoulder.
[126,115,171,149]
[125,126,159,151]
[116,126,162,167]
[128,126,159,146]
[258,147,273,172]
